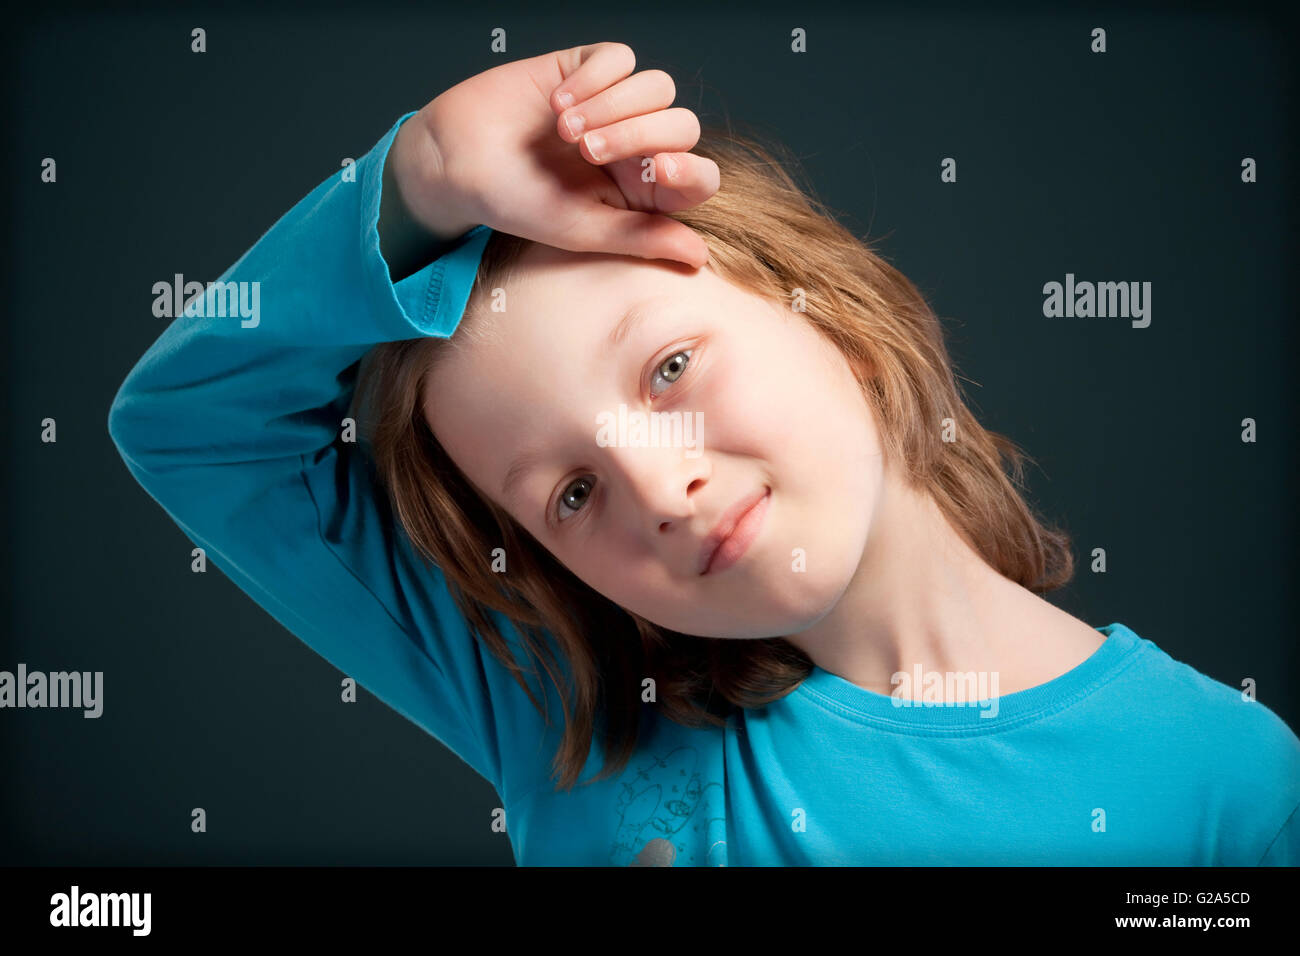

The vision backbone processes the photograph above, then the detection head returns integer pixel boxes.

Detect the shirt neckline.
[791,622,1145,734]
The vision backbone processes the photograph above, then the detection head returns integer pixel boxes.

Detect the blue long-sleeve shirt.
[108,111,1300,866]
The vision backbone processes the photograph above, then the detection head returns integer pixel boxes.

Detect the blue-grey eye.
[650,350,692,397]
[557,475,595,521]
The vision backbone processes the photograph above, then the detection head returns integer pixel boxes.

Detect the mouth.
[699,486,771,576]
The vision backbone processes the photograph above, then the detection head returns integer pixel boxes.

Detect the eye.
[649,349,692,398]
[555,474,596,522]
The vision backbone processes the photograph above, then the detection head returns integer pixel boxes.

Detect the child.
[109,41,1300,866]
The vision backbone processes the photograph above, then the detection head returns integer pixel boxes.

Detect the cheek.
[557,543,659,607]
[791,329,880,473]
[714,325,877,482]
[765,331,881,592]
[575,563,697,633]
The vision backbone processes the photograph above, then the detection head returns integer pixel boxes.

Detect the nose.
[602,442,709,534]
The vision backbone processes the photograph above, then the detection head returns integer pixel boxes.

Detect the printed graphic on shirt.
[609,745,727,866]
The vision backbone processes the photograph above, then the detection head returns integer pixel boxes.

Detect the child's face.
[423,243,884,639]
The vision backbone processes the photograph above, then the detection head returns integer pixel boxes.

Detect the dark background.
[3,0,1296,865]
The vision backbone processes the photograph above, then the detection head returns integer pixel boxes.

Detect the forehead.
[426,248,704,421]
[451,245,711,371]
[507,242,701,310]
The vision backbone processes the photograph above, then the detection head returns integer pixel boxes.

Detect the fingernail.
[564,112,585,138]
[556,91,574,109]
[662,156,679,180]
[583,132,606,161]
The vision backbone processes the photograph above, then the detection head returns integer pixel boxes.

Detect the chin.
[763,563,858,631]
[640,580,845,641]
[635,603,778,641]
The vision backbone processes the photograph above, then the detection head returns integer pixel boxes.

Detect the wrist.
[387,113,478,244]
[378,122,471,281]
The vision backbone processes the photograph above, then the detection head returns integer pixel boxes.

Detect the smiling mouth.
[699,486,771,576]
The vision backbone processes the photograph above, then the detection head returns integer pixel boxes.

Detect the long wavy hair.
[351,124,1074,793]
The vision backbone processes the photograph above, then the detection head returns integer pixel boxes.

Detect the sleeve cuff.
[360,110,494,340]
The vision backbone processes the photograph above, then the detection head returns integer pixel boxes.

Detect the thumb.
[577,207,710,269]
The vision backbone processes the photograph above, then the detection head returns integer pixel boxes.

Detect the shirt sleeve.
[1258,801,1300,866]
[107,111,560,809]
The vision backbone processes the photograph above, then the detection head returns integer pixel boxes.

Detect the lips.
[698,486,770,575]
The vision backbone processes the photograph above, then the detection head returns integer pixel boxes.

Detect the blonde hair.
[352,125,1074,792]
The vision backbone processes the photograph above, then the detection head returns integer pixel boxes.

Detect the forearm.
[111,113,488,480]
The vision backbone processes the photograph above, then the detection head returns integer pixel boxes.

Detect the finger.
[574,205,710,269]
[580,107,701,165]
[652,153,720,211]
[555,69,676,143]
[550,42,636,114]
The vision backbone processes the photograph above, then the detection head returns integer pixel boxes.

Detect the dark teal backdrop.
[2,0,1296,865]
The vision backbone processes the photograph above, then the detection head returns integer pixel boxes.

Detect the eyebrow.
[500,296,671,507]
[500,444,547,507]
[607,295,671,350]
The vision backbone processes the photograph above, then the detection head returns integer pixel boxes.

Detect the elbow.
[106,378,153,475]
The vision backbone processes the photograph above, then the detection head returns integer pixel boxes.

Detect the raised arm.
[106,111,557,804]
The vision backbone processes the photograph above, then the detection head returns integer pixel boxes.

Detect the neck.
[785,466,1065,698]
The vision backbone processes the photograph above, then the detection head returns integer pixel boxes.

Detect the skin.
[422,245,1107,699]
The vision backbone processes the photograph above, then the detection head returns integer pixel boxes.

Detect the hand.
[388,41,719,268]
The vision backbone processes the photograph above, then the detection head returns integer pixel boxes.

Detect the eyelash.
[551,347,695,525]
